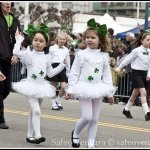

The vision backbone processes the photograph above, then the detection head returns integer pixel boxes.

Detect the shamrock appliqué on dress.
[87,67,100,82]
[31,74,37,80]
[88,76,94,82]
[59,45,64,49]
[39,70,44,76]
[94,68,99,73]
[143,52,149,55]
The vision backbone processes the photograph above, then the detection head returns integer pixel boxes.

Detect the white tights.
[27,97,43,139]
[73,98,103,147]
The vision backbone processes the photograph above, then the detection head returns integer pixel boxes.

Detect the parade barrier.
[11,61,27,82]
[11,62,131,98]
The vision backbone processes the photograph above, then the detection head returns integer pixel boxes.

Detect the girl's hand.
[146,77,150,81]
[11,55,18,65]
[15,31,24,42]
[65,93,72,100]
[63,59,67,65]
[114,67,120,73]
[0,72,6,81]
[108,96,114,105]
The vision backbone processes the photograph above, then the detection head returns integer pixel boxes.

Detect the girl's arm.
[102,53,113,86]
[102,53,116,98]
[116,49,137,72]
[65,51,71,77]
[13,34,32,65]
[46,54,66,78]
[147,56,150,79]
[65,52,81,94]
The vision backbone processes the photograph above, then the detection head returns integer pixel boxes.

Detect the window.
[62,2,73,9]
[93,2,101,10]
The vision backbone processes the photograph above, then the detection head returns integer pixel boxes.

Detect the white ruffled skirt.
[12,79,56,98]
[70,81,117,100]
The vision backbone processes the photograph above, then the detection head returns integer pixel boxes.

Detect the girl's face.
[112,41,118,48]
[32,33,47,52]
[111,59,116,66]
[141,35,150,48]
[58,36,67,46]
[1,2,11,14]
[85,32,99,49]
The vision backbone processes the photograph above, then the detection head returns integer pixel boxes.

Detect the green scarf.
[4,15,13,28]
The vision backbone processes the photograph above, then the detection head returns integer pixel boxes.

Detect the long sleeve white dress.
[12,36,65,98]
[66,48,116,100]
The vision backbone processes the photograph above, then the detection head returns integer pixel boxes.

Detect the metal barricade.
[11,61,27,82]
[11,62,132,99]
[114,73,131,98]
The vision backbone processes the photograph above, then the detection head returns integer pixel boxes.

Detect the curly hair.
[83,29,111,52]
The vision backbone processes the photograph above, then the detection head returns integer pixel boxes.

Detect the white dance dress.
[12,36,65,98]
[66,48,117,100]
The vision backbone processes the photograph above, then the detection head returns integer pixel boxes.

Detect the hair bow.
[25,23,49,37]
[87,18,107,37]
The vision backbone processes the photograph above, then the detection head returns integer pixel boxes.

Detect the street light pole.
[136,2,139,20]
[24,1,30,31]
[144,2,149,30]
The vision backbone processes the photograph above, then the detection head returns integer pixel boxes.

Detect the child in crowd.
[12,23,66,144]
[47,31,70,110]
[110,57,118,86]
[65,18,116,148]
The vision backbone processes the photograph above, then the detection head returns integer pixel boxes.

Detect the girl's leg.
[55,82,67,109]
[123,89,140,118]
[27,97,41,138]
[125,88,139,111]
[73,99,92,143]
[87,98,103,148]
[51,81,59,110]
[58,82,66,97]
[27,110,33,138]
[139,88,150,116]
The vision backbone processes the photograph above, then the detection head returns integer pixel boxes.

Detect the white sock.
[51,99,58,107]
[125,101,133,111]
[55,96,62,106]
[142,103,149,115]
[88,139,95,148]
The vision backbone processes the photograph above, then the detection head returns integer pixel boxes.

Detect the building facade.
[15,2,146,19]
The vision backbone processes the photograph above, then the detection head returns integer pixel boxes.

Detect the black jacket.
[0,10,21,62]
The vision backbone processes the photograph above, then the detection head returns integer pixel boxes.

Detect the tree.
[59,9,76,34]
[13,3,76,34]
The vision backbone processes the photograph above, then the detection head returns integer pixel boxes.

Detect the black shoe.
[145,112,150,121]
[122,109,133,118]
[71,130,80,148]
[0,123,9,129]
[35,137,46,144]
[58,105,63,109]
[87,146,95,148]
[26,137,36,143]
[56,102,63,110]
[52,106,60,110]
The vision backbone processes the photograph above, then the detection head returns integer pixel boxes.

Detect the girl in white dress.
[115,32,150,121]
[12,23,66,144]
[65,19,116,148]
[47,31,70,110]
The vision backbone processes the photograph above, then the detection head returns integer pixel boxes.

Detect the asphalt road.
[0,92,150,149]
